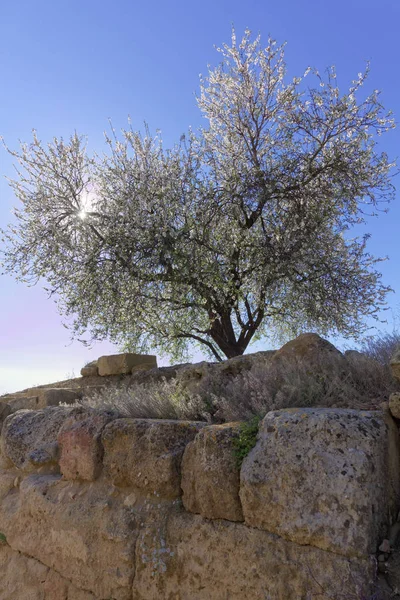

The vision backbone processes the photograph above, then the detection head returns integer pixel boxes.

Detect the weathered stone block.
[5,395,40,412]
[176,361,212,391]
[58,409,115,481]
[0,543,97,600]
[0,469,17,501]
[39,388,81,408]
[273,332,346,365]
[391,348,400,381]
[0,402,12,428]
[181,423,244,521]
[102,418,205,498]
[2,407,73,471]
[0,474,135,600]
[216,350,276,376]
[81,365,99,377]
[98,353,157,376]
[80,384,106,399]
[240,408,400,558]
[389,392,400,419]
[80,361,99,377]
[6,389,82,411]
[132,511,376,600]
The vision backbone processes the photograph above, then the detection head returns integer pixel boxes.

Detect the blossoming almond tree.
[1,30,396,361]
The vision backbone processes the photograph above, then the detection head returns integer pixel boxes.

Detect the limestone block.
[0,402,12,428]
[0,543,61,600]
[389,392,400,419]
[216,350,276,376]
[80,366,99,377]
[386,550,400,594]
[102,418,205,498]
[6,389,82,411]
[181,423,244,521]
[344,349,367,360]
[273,332,346,366]
[81,361,99,377]
[7,389,82,411]
[132,511,376,600]
[240,408,400,558]
[0,543,97,599]
[391,348,400,381]
[80,384,106,399]
[176,361,213,390]
[5,395,40,412]
[1,407,74,471]
[58,408,115,481]
[39,387,81,408]
[98,353,157,376]
[130,363,190,385]
[175,353,277,392]
[0,474,136,599]
[0,469,17,501]
[0,443,13,469]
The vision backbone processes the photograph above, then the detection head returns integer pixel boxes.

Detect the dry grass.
[81,378,208,421]
[80,333,400,423]
[360,330,400,366]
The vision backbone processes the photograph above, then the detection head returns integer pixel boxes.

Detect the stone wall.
[0,404,400,599]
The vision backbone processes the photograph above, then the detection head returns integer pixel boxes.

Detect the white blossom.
[0,30,396,361]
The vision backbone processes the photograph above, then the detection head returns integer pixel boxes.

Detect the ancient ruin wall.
[0,404,399,599]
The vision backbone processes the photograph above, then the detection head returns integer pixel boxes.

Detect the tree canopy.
[1,30,396,361]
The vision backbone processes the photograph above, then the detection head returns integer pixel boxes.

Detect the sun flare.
[77,187,97,220]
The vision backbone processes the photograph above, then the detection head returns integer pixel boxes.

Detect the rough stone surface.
[98,353,157,376]
[0,401,12,428]
[2,407,74,471]
[1,388,81,414]
[58,408,116,481]
[81,361,99,377]
[181,423,244,521]
[0,474,136,600]
[0,444,13,469]
[175,351,276,392]
[391,348,400,381]
[174,361,213,391]
[130,363,191,385]
[0,468,17,501]
[132,511,376,600]
[386,550,400,594]
[390,393,400,419]
[102,418,205,498]
[80,366,99,377]
[345,349,368,360]
[3,395,41,413]
[216,349,276,376]
[79,384,107,400]
[0,402,399,599]
[240,408,400,558]
[0,543,96,599]
[273,332,346,366]
[39,388,81,408]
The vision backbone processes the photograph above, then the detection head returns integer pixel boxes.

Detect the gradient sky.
[0,0,399,394]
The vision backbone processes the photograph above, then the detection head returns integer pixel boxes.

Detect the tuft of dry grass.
[80,378,209,421]
[79,340,399,424]
[359,330,400,367]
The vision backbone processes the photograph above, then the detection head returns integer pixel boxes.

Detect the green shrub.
[232,416,262,467]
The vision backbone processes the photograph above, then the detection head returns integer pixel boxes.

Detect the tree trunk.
[208,312,254,359]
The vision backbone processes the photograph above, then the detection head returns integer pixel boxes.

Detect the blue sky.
[0,0,399,393]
